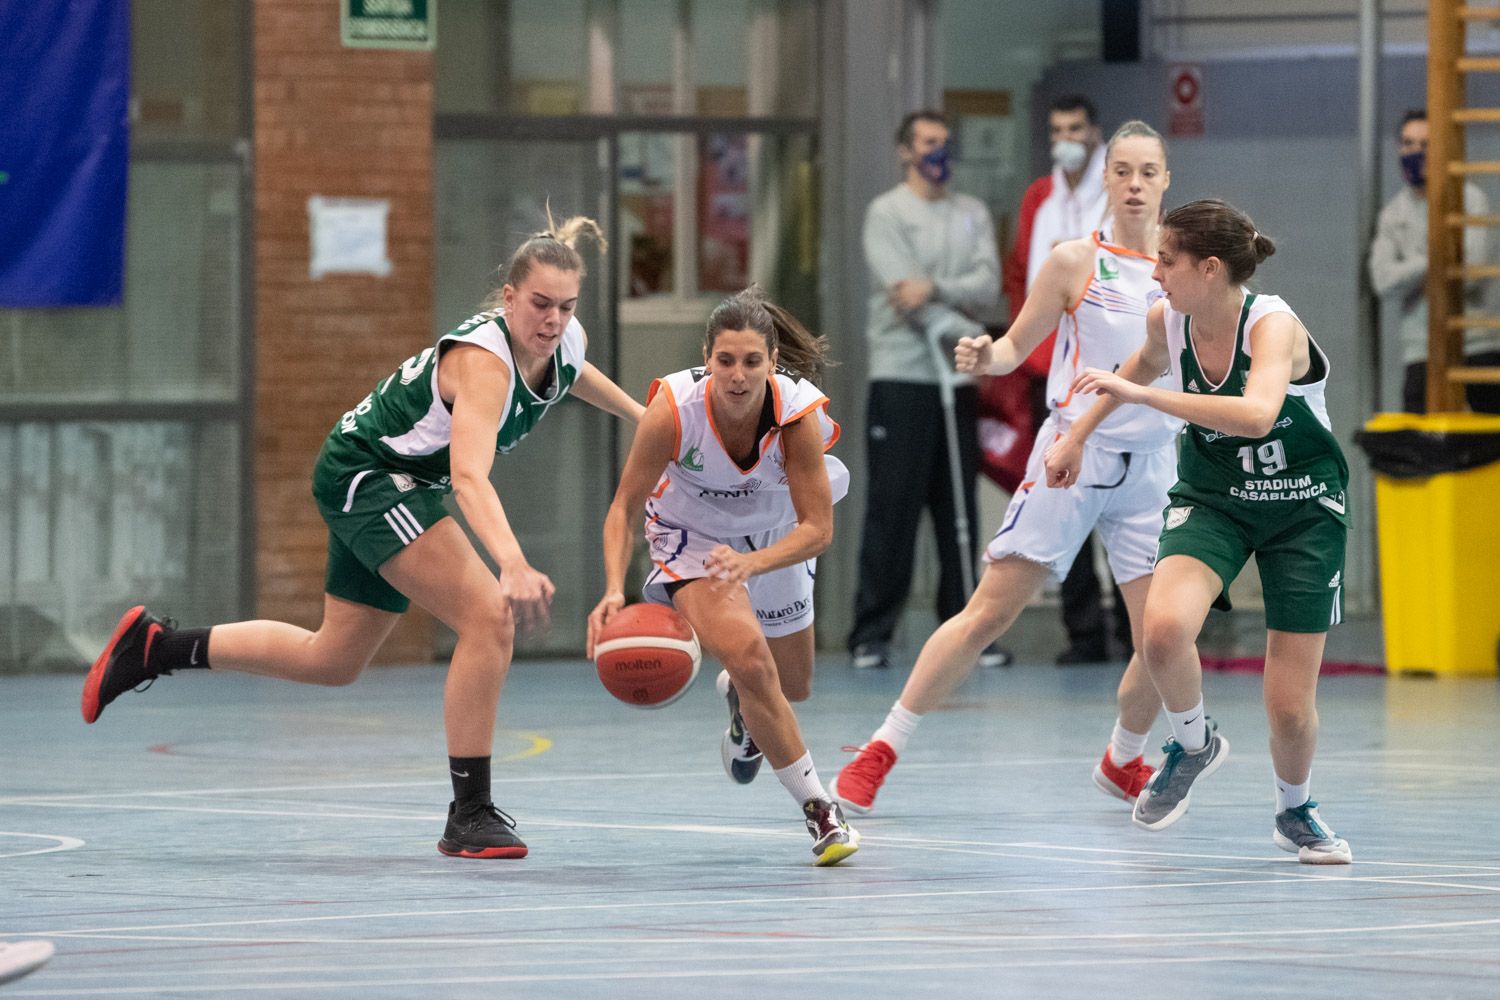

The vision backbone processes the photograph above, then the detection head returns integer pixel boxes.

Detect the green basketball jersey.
[1163,292,1349,521]
[317,309,585,491]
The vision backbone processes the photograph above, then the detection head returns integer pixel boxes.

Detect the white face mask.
[1051,139,1088,173]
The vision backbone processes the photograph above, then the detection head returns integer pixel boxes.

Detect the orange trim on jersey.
[1064,273,1095,319]
[781,395,840,453]
[1093,230,1158,263]
[651,559,684,581]
[647,378,683,460]
[781,395,830,427]
[649,475,670,500]
[1052,280,1090,409]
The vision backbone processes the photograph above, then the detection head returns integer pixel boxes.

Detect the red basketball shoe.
[1093,747,1154,802]
[828,740,897,816]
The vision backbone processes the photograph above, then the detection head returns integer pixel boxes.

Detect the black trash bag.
[1354,427,1500,478]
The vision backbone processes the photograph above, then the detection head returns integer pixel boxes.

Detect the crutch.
[925,323,976,596]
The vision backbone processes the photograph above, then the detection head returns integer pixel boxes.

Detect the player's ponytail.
[484,204,607,308]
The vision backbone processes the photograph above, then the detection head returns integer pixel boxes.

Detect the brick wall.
[253,0,434,661]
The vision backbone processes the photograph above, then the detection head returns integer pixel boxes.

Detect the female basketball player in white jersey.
[1055,198,1352,863]
[587,288,859,866]
[833,121,1179,815]
[83,213,645,860]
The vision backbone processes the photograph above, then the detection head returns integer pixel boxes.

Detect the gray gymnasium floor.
[3,652,1499,999]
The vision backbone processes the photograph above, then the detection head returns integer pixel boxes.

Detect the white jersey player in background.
[588,287,859,866]
[832,121,1182,815]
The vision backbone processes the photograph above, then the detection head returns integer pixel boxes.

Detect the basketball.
[593,603,702,709]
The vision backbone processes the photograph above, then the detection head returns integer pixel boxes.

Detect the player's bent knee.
[314,654,370,687]
[1141,615,1196,668]
[723,651,778,695]
[458,592,515,647]
[1264,692,1316,730]
[957,600,1012,648]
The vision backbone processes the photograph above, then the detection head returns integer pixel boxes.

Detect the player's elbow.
[450,471,492,503]
[1244,406,1280,439]
[804,518,834,555]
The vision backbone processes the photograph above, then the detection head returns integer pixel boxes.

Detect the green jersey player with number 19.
[1055,198,1352,864]
[82,213,644,860]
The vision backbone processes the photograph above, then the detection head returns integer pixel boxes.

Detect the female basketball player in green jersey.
[82,213,645,860]
[1049,198,1352,864]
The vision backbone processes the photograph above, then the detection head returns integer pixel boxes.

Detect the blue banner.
[0,1,130,307]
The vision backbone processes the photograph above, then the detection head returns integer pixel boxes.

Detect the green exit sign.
[341,0,436,51]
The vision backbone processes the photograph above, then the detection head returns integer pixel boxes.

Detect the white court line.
[12,795,1500,882]
[0,770,734,805]
[0,944,1491,995]
[0,832,86,859]
[30,942,1496,983]
[15,870,1500,940]
[0,743,1474,807]
[31,917,1500,948]
[998,841,1500,873]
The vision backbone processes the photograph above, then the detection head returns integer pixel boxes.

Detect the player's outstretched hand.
[586,591,626,659]
[1071,366,1147,405]
[953,334,994,374]
[1043,434,1084,489]
[501,560,556,637]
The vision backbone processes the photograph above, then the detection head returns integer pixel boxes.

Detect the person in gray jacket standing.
[1369,107,1500,413]
[849,109,1008,670]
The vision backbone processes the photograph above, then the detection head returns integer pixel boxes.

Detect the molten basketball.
[594,603,702,709]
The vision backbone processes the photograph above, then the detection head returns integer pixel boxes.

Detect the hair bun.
[1252,231,1277,263]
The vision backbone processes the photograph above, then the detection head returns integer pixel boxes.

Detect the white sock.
[1275,773,1311,813]
[1166,698,1207,752]
[870,701,922,755]
[775,751,829,805]
[1108,719,1150,765]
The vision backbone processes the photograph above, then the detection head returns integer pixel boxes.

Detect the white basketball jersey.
[645,367,850,536]
[1045,231,1182,451]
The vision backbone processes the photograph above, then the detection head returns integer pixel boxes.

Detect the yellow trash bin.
[1358,412,1500,676]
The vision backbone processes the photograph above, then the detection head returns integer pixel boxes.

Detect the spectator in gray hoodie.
[849,109,1008,671]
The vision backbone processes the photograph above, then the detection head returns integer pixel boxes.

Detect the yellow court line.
[498,732,552,762]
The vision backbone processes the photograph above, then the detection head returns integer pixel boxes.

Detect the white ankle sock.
[1108,719,1150,765]
[1275,774,1311,813]
[775,751,829,805]
[1165,698,1207,752]
[870,701,922,755]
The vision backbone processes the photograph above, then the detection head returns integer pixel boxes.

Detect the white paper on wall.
[308,195,393,279]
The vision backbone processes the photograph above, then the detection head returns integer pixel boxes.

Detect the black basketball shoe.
[438,799,529,859]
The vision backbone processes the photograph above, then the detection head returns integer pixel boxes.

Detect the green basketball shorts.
[1156,492,1347,634]
[312,463,451,614]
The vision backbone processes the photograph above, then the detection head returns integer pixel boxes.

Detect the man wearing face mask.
[849,109,1010,672]
[1004,94,1108,346]
[1369,107,1500,413]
